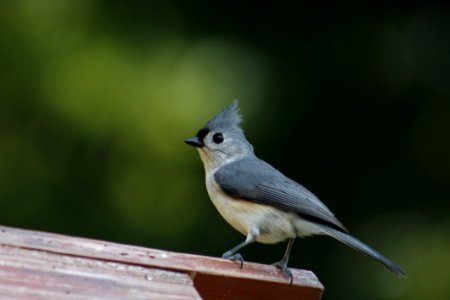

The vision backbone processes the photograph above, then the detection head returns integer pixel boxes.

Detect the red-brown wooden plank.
[0,226,324,299]
[0,245,200,300]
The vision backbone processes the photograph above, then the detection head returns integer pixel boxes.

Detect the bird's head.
[185,100,254,170]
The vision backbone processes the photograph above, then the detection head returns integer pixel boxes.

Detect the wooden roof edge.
[0,225,324,300]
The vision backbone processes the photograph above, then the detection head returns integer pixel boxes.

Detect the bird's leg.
[222,229,258,269]
[272,238,295,284]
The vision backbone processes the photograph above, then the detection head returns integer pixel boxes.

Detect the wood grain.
[0,226,323,299]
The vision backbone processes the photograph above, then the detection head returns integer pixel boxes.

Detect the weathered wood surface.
[0,225,324,299]
[0,246,199,300]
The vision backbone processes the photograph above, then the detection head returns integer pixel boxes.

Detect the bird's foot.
[272,260,293,285]
[222,252,244,269]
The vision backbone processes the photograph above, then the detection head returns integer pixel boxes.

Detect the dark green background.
[1,1,449,299]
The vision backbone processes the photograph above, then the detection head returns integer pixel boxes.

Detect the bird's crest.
[203,100,242,131]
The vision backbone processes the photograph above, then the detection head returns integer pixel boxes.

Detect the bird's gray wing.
[214,157,348,233]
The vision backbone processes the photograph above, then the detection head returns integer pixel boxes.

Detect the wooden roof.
[0,225,323,299]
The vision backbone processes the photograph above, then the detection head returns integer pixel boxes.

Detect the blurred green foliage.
[1,1,449,299]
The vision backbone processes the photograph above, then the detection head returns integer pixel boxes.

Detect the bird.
[184,100,406,283]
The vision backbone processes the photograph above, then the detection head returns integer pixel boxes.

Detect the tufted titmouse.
[185,100,405,282]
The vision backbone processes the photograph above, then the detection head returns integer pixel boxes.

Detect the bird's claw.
[272,260,293,285]
[222,252,244,269]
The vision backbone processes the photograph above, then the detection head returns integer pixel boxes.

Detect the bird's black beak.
[184,136,204,148]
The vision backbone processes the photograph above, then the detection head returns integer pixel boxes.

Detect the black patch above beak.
[184,136,204,148]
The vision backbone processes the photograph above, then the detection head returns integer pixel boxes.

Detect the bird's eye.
[212,133,224,144]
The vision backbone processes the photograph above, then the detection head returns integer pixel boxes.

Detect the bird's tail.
[319,225,406,277]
